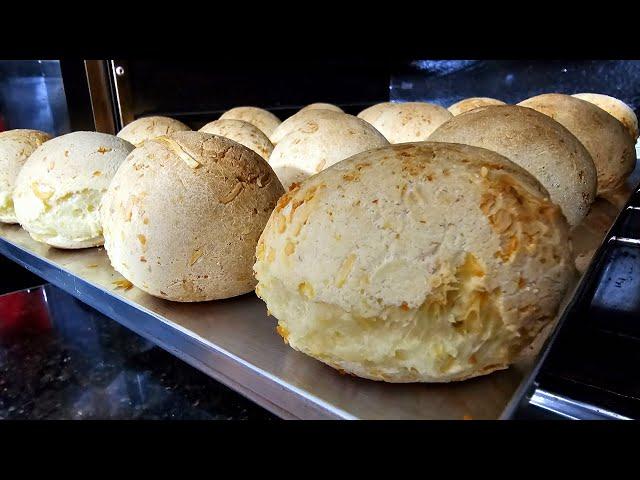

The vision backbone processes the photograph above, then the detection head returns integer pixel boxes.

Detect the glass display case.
[1,59,639,419]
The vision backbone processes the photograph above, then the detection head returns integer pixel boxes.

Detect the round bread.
[428,105,597,226]
[299,103,344,113]
[117,116,191,147]
[572,93,639,141]
[255,142,574,383]
[0,129,51,223]
[269,109,347,145]
[268,113,389,190]
[518,93,636,195]
[219,106,281,138]
[357,102,393,126]
[101,131,284,302]
[199,119,274,159]
[361,102,453,144]
[13,131,134,248]
[448,97,506,116]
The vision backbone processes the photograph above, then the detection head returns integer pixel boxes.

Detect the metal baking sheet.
[0,223,546,420]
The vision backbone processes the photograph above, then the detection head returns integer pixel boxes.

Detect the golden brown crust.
[255,142,574,382]
[573,93,639,141]
[448,97,506,116]
[429,105,597,226]
[518,94,636,195]
[356,102,452,144]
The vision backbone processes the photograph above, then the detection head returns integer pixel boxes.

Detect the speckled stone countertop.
[0,279,276,420]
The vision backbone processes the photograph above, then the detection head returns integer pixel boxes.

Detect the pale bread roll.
[219,106,281,138]
[13,131,134,248]
[269,109,345,145]
[299,103,344,113]
[361,102,453,143]
[199,119,274,159]
[101,132,284,302]
[448,97,506,116]
[0,129,51,223]
[268,113,389,190]
[117,116,191,147]
[518,94,636,195]
[572,93,639,141]
[428,105,597,226]
[357,102,393,126]
[255,142,574,382]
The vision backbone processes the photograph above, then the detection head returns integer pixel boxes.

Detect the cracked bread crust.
[254,142,574,382]
[428,105,597,226]
[13,131,134,248]
[101,131,284,302]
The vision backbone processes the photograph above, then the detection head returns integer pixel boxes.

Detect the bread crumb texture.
[254,142,574,382]
[13,131,134,248]
[0,129,51,223]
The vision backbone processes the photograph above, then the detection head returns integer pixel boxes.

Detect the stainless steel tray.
[0,224,548,420]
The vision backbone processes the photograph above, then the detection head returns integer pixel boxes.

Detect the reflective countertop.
[0,283,275,420]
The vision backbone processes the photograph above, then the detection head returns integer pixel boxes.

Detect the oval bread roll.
[357,102,393,126]
[268,113,389,190]
[269,109,346,145]
[448,97,506,116]
[255,142,574,382]
[361,102,453,144]
[13,131,134,248]
[101,131,284,302]
[219,106,281,138]
[117,116,191,147]
[299,103,344,113]
[0,129,51,223]
[428,105,597,226]
[518,94,636,195]
[572,93,639,141]
[199,119,274,159]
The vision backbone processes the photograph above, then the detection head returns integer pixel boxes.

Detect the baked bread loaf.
[199,119,274,159]
[13,131,134,248]
[518,94,636,195]
[428,105,597,226]
[299,103,344,113]
[359,102,453,143]
[572,93,639,141]
[117,116,191,147]
[269,109,346,145]
[0,129,51,223]
[255,142,574,382]
[101,131,284,302]
[268,113,389,190]
[357,102,393,127]
[219,106,281,138]
[448,97,506,116]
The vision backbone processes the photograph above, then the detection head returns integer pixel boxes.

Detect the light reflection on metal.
[530,388,631,420]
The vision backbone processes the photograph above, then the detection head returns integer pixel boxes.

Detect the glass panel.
[0,60,70,136]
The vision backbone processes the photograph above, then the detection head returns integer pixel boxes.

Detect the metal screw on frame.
[115,66,125,76]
